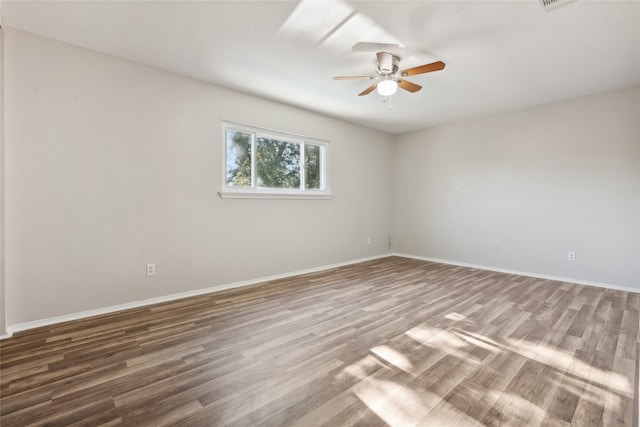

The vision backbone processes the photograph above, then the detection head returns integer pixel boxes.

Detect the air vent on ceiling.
[540,0,576,12]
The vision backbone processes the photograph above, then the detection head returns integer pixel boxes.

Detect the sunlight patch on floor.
[450,329,503,354]
[506,338,632,396]
[405,325,501,364]
[353,377,430,426]
[554,369,623,409]
[406,325,467,349]
[444,312,467,322]
[371,345,413,374]
[339,316,634,427]
[483,390,547,425]
[351,374,489,427]
[338,354,384,382]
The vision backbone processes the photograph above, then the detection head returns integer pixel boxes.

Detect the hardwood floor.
[1,256,638,426]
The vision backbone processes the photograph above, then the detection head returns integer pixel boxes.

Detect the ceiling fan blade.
[358,84,378,96]
[352,42,402,52]
[398,79,422,93]
[401,61,446,77]
[333,76,374,80]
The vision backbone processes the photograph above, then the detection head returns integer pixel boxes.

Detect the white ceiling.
[1,0,639,134]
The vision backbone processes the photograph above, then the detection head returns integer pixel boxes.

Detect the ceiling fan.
[333,52,445,97]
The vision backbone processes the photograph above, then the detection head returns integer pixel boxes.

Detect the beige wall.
[4,29,394,326]
[393,86,640,290]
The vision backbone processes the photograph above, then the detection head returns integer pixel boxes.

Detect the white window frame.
[219,121,332,199]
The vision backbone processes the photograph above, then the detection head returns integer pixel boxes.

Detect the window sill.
[218,191,333,200]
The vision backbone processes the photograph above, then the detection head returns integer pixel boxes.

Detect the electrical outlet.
[367,237,372,245]
[493,244,500,254]
[567,252,576,262]
[146,263,156,276]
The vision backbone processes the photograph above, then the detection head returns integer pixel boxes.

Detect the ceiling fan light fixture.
[377,78,398,96]
[334,50,444,97]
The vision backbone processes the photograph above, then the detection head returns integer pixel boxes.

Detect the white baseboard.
[393,252,640,294]
[2,254,390,339]
[4,252,638,340]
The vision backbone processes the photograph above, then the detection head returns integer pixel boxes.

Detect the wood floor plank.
[1,256,638,426]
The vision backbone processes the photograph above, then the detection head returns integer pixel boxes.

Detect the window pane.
[226,130,252,187]
[305,144,321,189]
[256,137,301,189]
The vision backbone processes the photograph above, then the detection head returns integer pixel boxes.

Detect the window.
[220,122,331,199]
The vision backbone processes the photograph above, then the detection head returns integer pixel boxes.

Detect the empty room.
[0,1,639,426]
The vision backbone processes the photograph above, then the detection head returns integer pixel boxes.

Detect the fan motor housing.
[376,52,399,75]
